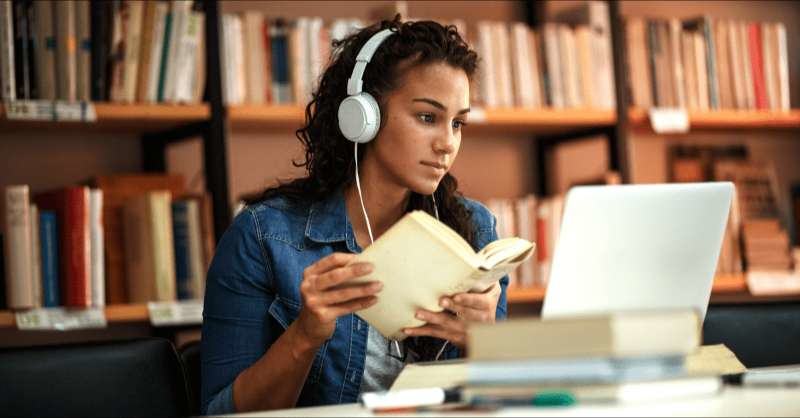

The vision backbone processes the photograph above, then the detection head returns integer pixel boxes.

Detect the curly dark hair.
[251,16,480,360]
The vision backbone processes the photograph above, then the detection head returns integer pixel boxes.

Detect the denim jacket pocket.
[267,296,329,384]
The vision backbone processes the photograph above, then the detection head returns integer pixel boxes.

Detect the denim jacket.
[201,189,508,414]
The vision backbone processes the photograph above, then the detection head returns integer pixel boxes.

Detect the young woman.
[201,17,509,414]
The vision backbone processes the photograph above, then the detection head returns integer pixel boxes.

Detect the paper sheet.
[686,344,747,376]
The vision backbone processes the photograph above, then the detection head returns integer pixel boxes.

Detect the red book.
[748,23,768,110]
[34,187,91,307]
[536,218,548,262]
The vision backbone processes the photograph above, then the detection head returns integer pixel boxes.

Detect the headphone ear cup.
[338,93,380,143]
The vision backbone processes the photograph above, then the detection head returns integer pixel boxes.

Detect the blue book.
[172,201,192,300]
[270,19,290,103]
[39,210,60,307]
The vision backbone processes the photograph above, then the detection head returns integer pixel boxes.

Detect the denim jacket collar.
[305,187,361,253]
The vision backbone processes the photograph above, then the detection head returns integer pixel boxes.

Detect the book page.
[686,344,747,376]
[390,360,467,392]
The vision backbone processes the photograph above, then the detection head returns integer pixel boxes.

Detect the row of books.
[2,175,214,311]
[220,12,360,105]
[669,145,794,274]
[483,195,565,290]
[626,17,791,111]
[220,0,616,110]
[0,0,205,104]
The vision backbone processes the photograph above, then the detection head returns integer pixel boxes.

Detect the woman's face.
[368,62,470,195]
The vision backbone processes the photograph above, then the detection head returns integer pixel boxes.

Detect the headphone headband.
[346,29,395,96]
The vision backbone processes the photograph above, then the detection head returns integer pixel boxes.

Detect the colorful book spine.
[172,200,192,300]
[39,210,60,307]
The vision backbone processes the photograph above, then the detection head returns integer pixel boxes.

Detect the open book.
[347,210,535,340]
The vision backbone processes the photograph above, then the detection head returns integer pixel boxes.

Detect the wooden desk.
[227,387,800,417]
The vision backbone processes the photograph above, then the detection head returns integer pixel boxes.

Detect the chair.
[0,337,192,417]
[178,340,202,416]
[703,302,800,368]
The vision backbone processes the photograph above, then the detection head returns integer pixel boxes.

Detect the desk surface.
[228,387,800,417]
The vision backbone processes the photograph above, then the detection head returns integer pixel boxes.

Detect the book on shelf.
[0,0,205,104]
[626,14,791,111]
[4,185,34,309]
[345,210,535,340]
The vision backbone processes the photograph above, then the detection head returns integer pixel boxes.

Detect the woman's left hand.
[402,283,502,349]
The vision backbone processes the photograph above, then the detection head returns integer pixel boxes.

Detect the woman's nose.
[433,129,457,154]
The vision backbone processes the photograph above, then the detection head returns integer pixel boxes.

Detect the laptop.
[541,182,734,322]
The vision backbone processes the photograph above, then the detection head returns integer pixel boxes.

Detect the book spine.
[173,7,202,103]
[646,20,660,107]
[186,200,205,299]
[121,0,143,102]
[90,189,104,307]
[172,200,192,300]
[775,22,789,111]
[748,23,767,110]
[33,0,55,100]
[74,0,90,101]
[39,209,60,307]
[156,5,172,102]
[703,18,719,110]
[270,19,290,104]
[4,185,34,309]
[151,192,176,301]
[54,0,76,101]
[13,0,31,99]
[146,1,167,102]
[0,0,15,100]
[29,203,42,307]
[89,0,110,101]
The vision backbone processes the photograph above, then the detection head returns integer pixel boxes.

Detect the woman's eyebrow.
[412,98,470,115]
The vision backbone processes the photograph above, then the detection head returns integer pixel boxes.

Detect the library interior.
[1,0,799,416]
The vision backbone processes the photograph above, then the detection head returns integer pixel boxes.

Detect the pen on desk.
[469,390,577,408]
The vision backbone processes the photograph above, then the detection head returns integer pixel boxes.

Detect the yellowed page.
[389,361,467,391]
[686,344,747,376]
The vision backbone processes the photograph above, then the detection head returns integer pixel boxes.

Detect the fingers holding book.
[403,309,468,348]
[297,252,382,346]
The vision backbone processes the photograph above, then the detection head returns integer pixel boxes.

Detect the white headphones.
[337,28,395,144]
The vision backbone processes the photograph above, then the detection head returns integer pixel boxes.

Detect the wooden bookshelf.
[504,273,795,304]
[628,107,800,131]
[0,304,150,329]
[0,103,210,132]
[227,105,616,134]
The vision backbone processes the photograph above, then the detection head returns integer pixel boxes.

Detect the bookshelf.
[227,105,616,134]
[628,108,800,131]
[0,103,210,132]
[0,304,149,328]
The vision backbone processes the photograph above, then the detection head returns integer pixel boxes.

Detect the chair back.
[179,340,201,416]
[0,337,191,417]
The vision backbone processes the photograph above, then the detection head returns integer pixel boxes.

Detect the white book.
[186,200,205,299]
[727,19,745,110]
[559,25,581,108]
[681,31,698,110]
[476,21,496,108]
[4,185,34,309]
[243,11,266,104]
[760,23,777,110]
[54,0,77,101]
[669,19,686,108]
[510,23,532,108]
[0,0,15,100]
[774,22,790,111]
[494,22,513,108]
[737,21,754,110]
[307,17,324,99]
[29,204,42,308]
[347,211,534,340]
[588,1,615,109]
[120,0,143,102]
[90,189,105,307]
[173,9,203,103]
[694,32,709,111]
[163,0,192,103]
[527,29,543,108]
[574,26,593,108]
[543,23,563,108]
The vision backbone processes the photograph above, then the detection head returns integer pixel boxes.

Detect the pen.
[469,390,577,408]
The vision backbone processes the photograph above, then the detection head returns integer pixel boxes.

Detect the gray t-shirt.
[359,326,408,394]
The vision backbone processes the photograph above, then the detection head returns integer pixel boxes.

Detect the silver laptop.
[542,182,734,322]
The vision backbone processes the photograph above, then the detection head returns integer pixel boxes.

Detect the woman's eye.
[452,120,467,130]
[417,113,435,124]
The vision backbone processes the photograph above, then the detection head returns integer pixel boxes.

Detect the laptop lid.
[541,182,734,322]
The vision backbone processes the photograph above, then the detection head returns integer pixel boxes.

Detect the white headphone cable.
[353,141,449,361]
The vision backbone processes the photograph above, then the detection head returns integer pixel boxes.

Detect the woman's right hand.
[296,253,382,347]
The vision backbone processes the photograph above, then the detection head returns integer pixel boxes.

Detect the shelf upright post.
[525,0,549,196]
[608,0,630,183]
[203,0,232,241]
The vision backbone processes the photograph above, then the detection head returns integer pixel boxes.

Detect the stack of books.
[389,310,729,405]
